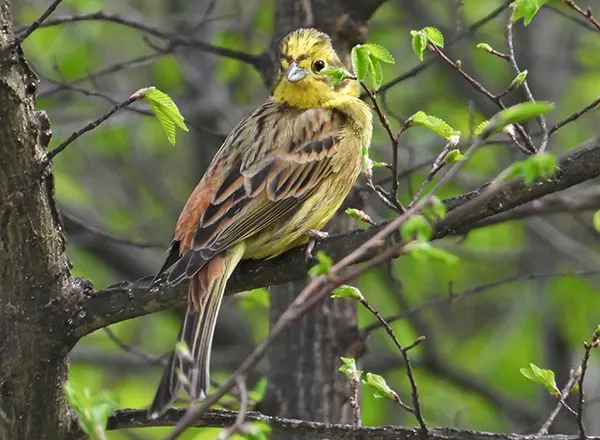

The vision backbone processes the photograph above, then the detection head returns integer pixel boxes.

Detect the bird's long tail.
[149,243,245,419]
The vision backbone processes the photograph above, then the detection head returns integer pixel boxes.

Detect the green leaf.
[351,45,372,82]
[141,87,189,145]
[476,42,494,52]
[474,120,489,136]
[339,357,362,381]
[423,196,446,220]
[422,27,444,47]
[309,251,333,277]
[241,422,272,440]
[362,43,395,64]
[363,373,397,401]
[64,381,118,440]
[331,285,364,301]
[521,153,557,184]
[320,65,350,87]
[412,111,461,142]
[248,377,268,402]
[490,101,554,132]
[369,56,384,90]
[410,30,427,61]
[404,241,458,264]
[593,211,600,232]
[443,149,464,164]
[345,208,375,225]
[510,0,552,25]
[511,70,528,88]
[401,215,432,242]
[520,363,559,397]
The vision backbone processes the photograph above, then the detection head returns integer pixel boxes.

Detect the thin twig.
[362,270,600,334]
[377,0,512,94]
[360,83,405,214]
[216,376,248,440]
[576,328,600,440]
[103,327,166,366]
[46,91,143,160]
[63,211,165,249]
[549,95,600,135]
[40,50,172,98]
[2,0,64,55]
[407,139,456,208]
[561,0,600,32]
[427,43,536,154]
[538,371,580,436]
[506,23,549,152]
[358,292,427,432]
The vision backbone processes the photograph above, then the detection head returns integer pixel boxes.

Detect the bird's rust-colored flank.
[149,27,373,418]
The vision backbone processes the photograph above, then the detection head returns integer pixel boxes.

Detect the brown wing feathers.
[162,106,342,287]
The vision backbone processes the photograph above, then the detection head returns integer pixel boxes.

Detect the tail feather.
[148,243,245,419]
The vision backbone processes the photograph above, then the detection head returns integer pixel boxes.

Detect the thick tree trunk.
[260,1,381,436]
[0,3,76,439]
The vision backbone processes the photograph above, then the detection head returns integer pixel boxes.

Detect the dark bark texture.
[0,3,76,439]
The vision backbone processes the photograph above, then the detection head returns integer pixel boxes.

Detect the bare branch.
[104,408,600,440]
[2,0,64,55]
[73,138,600,337]
[561,0,600,32]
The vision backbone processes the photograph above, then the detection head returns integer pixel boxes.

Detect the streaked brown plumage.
[149,28,372,418]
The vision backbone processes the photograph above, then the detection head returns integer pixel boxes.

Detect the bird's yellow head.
[272,28,360,109]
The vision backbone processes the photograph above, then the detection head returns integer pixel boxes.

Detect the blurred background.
[10,0,600,438]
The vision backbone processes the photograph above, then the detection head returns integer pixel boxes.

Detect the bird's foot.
[305,229,329,262]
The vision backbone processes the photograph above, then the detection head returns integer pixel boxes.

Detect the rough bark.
[0,3,77,439]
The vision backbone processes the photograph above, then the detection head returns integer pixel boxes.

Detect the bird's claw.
[305,229,329,262]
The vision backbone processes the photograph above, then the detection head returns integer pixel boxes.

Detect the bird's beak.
[287,62,307,82]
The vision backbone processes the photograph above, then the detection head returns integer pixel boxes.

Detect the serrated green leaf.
[411,111,461,141]
[401,215,432,242]
[369,56,384,90]
[363,373,397,401]
[410,30,427,61]
[510,0,552,25]
[593,211,600,232]
[492,101,554,129]
[309,251,333,276]
[361,43,395,64]
[444,149,464,164]
[351,45,372,82]
[423,27,444,47]
[142,87,188,145]
[474,120,489,136]
[331,285,363,301]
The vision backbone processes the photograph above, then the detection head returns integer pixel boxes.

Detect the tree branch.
[73,137,600,337]
[104,408,600,440]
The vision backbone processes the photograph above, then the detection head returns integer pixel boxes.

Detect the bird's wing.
[164,102,345,284]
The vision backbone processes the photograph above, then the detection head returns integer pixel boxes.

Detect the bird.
[149,27,373,418]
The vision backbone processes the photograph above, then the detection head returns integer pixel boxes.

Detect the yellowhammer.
[150,28,373,417]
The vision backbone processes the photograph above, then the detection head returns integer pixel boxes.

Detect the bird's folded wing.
[166,105,345,284]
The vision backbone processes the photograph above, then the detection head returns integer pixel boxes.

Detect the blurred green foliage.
[13,0,600,438]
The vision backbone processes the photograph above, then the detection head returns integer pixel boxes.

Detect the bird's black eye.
[313,60,326,72]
